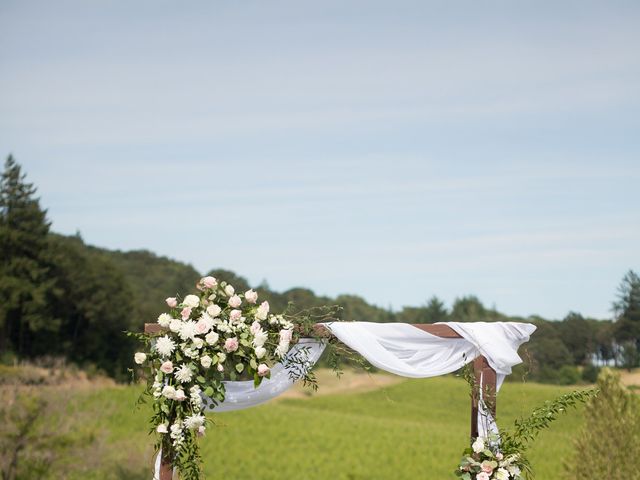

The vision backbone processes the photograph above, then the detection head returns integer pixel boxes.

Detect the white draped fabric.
[201,338,326,412]
[321,321,536,437]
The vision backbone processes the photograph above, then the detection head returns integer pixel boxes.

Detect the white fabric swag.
[201,338,326,412]
[321,321,536,437]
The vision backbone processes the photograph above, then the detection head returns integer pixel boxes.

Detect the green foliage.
[0,155,55,357]
[0,387,96,480]
[565,369,640,479]
[580,364,600,383]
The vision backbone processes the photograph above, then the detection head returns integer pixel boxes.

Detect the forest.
[2,155,639,383]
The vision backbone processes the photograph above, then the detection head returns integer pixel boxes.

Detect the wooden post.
[159,452,173,480]
[411,324,497,440]
[144,322,498,474]
[470,355,497,439]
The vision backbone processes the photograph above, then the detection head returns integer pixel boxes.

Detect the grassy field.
[62,372,588,480]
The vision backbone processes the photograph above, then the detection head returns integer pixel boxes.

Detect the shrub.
[565,369,640,479]
[581,364,600,383]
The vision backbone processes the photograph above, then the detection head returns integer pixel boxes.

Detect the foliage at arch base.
[455,388,596,480]
[456,434,523,480]
[129,276,342,480]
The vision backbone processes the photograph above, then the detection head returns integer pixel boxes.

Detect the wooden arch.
[144,323,497,480]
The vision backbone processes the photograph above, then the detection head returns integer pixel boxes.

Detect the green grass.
[68,375,586,480]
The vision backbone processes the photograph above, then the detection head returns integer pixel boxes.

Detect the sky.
[1,0,639,320]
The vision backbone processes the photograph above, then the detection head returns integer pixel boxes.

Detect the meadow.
[59,372,587,480]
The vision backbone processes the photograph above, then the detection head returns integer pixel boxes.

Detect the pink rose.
[229,309,242,322]
[228,295,242,308]
[195,319,210,334]
[250,321,262,335]
[201,276,217,289]
[197,425,206,437]
[166,297,178,308]
[481,461,494,474]
[160,361,174,374]
[181,307,192,320]
[476,473,490,480]
[244,289,258,304]
[257,364,270,377]
[217,364,224,372]
[174,389,187,401]
[224,337,239,353]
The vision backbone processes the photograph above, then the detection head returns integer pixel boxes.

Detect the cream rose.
[244,289,258,304]
[183,294,200,308]
[200,355,212,368]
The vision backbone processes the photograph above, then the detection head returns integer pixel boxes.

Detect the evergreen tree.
[424,295,448,323]
[612,270,640,358]
[0,155,55,356]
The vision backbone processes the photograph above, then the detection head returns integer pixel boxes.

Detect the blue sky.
[1,1,638,319]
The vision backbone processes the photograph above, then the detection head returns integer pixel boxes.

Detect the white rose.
[217,363,224,372]
[169,319,182,333]
[200,355,212,368]
[157,424,168,434]
[495,468,509,480]
[205,331,219,345]
[255,346,266,359]
[217,352,226,363]
[157,313,172,328]
[224,285,235,296]
[183,294,200,308]
[193,337,204,349]
[507,465,521,476]
[162,385,176,400]
[472,437,485,454]
[255,301,269,321]
[206,304,222,317]
[134,352,147,364]
[174,389,187,401]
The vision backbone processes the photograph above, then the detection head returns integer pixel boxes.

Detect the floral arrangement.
[456,434,522,480]
[455,367,596,480]
[130,276,340,479]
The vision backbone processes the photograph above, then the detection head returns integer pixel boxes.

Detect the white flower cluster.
[136,276,301,455]
[460,436,522,480]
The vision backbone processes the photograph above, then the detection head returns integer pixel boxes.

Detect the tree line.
[1,156,639,382]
